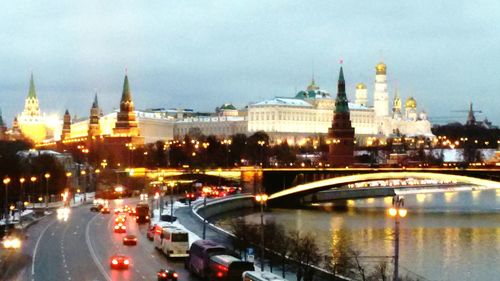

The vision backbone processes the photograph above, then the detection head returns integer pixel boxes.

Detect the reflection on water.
[216,188,500,281]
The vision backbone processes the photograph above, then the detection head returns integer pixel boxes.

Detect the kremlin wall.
[0,61,434,165]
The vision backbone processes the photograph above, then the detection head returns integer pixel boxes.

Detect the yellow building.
[17,74,47,143]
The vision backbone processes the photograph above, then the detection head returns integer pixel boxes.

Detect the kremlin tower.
[0,109,7,140]
[17,73,46,143]
[328,65,355,166]
[61,109,71,140]
[113,74,139,137]
[88,93,101,137]
[373,62,389,117]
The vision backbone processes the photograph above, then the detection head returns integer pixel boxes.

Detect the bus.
[208,255,254,281]
[186,240,227,279]
[160,228,189,258]
[242,271,289,281]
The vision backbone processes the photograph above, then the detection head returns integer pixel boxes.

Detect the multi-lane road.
[3,198,206,281]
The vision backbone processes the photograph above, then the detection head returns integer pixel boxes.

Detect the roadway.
[3,198,201,281]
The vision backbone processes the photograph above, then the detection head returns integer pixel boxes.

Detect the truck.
[135,203,150,223]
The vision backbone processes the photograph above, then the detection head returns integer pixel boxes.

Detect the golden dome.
[356,83,366,90]
[375,62,386,74]
[405,96,417,108]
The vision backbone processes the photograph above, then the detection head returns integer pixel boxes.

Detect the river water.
[215,188,500,281]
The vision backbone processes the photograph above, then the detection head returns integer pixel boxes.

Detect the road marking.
[85,214,112,281]
[142,276,146,280]
[73,231,78,235]
[32,220,56,277]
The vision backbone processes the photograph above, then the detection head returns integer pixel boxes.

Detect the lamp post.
[44,173,50,210]
[66,172,73,204]
[30,176,37,206]
[3,177,11,228]
[95,169,100,193]
[81,170,87,202]
[19,177,25,207]
[255,193,268,271]
[257,140,266,167]
[388,196,407,281]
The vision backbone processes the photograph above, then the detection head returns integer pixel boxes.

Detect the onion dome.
[375,62,387,75]
[405,96,417,108]
[356,83,366,90]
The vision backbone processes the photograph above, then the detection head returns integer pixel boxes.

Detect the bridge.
[267,171,500,206]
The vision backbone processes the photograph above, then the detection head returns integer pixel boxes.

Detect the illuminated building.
[17,73,47,143]
[88,94,101,137]
[355,83,368,107]
[113,74,140,137]
[374,62,390,117]
[328,65,355,166]
[61,109,71,140]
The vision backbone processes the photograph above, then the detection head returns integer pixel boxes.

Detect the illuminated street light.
[255,193,268,270]
[388,196,407,281]
[44,173,50,210]
[3,177,11,228]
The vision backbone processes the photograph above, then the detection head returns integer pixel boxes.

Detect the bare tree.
[349,249,367,281]
[289,231,322,281]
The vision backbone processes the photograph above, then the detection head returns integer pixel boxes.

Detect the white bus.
[242,271,289,281]
[159,227,190,258]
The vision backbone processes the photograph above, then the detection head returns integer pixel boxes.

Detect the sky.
[0,0,499,125]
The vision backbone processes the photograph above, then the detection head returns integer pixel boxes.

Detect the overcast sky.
[1,1,499,125]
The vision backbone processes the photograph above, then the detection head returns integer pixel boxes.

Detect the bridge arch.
[268,171,500,201]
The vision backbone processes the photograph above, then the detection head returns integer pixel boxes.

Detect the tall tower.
[88,93,101,137]
[392,88,402,119]
[113,73,139,136]
[355,83,368,107]
[17,73,46,142]
[61,109,71,140]
[466,102,476,126]
[328,65,355,167]
[374,62,389,117]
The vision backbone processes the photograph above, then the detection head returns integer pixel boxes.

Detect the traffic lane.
[88,198,199,281]
[62,207,108,281]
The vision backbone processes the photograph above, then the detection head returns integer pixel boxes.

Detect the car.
[110,255,130,269]
[115,216,126,224]
[114,208,123,214]
[101,206,110,214]
[123,234,137,246]
[157,269,178,281]
[113,224,126,233]
[2,235,22,249]
[90,206,100,212]
[147,225,156,241]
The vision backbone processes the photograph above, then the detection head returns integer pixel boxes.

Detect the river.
[215,188,500,281]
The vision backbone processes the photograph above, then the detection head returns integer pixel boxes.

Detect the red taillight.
[111,259,118,265]
[216,271,224,278]
[158,272,167,277]
[114,226,119,229]
[124,259,129,265]
[173,272,178,278]
[121,226,126,230]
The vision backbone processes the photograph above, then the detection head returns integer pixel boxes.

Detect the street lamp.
[388,196,407,281]
[66,172,73,204]
[44,173,50,210]
[255,193,268,270]
[30,176,37,205]
[81,170,87,202]
[257,140,266,167]
[19,177,25,206]
[3,177,11,228]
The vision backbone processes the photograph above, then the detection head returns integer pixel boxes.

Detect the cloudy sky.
[1,1,499,125]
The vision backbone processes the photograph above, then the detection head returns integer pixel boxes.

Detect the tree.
[289,231,322,281]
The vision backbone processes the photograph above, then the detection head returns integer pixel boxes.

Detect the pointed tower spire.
[28,73,37,99]
[335,65,348,113]
[0,108,5,127]
[92,93,99,108]
[466,102,476,126]
[121,74,132,103]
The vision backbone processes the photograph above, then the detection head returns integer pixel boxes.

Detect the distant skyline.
[1,1,499,125]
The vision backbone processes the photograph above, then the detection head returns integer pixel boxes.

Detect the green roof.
[334,66,349,113]
[28,73,37,99]
[220,103,236,110]
[121,75,132,102]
